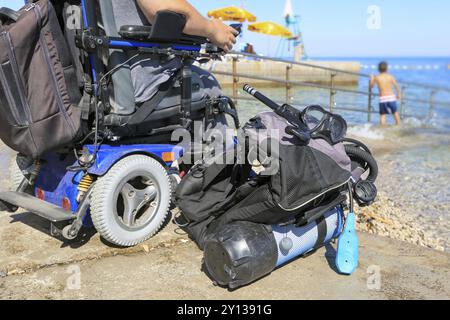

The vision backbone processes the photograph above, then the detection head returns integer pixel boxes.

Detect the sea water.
[225,57,450,124]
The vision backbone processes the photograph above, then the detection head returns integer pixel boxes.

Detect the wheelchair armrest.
[119,25,153,41]
[178,34,208,45]
[119,10,209,46]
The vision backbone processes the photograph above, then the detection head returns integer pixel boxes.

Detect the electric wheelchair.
[0,0,240,247]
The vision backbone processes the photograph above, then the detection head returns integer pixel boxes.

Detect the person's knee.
[192,65,222,97]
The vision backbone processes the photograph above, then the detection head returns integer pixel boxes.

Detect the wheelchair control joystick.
[230,24,243,35]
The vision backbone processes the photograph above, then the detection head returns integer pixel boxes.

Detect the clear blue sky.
[2,0,449,57]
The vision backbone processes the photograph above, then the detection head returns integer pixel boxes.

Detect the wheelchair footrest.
[0,192,75,222]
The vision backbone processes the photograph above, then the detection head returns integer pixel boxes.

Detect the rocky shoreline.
[357,194,446,252]
[350,127,449,253]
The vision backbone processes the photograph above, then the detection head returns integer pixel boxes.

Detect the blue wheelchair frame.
[36,144,184,217]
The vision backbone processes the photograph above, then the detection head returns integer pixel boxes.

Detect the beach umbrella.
[248,22,293,38]
[207,6,257,23]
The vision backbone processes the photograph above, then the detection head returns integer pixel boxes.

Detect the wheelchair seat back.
[98,0,142,116]
[98,0,222,130]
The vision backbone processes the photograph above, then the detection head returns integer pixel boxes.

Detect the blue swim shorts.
[379,101,398,115]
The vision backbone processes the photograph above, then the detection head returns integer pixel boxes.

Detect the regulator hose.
[342,138,372,155]
[344,145,379,183]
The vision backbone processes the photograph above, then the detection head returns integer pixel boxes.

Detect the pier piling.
[286,65,293,104]
[232,57,239,106]
[368,81,373,123]
[329,72,337,112]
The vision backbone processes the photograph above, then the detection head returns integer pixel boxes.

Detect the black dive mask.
[301,105,347,145]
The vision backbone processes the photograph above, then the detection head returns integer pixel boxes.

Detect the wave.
[348,109,450,142]
[347,123,385,140]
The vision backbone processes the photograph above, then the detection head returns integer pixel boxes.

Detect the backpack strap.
[78,90,92,121]
[78,74,94,121]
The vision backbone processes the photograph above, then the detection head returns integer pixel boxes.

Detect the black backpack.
[0,0,82,158]
[176,111,352,249]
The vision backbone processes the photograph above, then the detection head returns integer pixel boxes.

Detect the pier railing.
[211,51,450,122]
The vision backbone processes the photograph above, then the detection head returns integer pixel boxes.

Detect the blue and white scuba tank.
[203,207,344,289]
[273,207,344,267]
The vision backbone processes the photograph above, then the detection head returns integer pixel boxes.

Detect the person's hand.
[207,19,238,52]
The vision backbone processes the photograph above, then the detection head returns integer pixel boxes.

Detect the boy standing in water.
[370,62,402,126]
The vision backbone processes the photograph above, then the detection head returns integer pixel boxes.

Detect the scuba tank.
[203,207,344,289]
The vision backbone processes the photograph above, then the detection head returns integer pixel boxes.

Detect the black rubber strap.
[79,91,91,121]
[0,8,19,22]
[128,74,178,126]
[297,194,347,227]
[314,216,328,250]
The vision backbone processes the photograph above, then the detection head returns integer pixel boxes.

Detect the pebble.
[7,269,24,276]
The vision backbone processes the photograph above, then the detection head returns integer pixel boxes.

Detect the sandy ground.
[0,138,449,300]
[0,224,449,300]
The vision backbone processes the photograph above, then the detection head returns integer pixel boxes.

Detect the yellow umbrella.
[207,6,257,23]
[248,22,293,38]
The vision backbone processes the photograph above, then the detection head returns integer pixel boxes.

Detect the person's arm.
[137,0,238,51]
[392,76,402,100]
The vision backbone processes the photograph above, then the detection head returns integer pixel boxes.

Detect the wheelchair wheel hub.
[115,174,160,230]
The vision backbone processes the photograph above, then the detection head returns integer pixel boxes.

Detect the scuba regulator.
[343,138,378,206]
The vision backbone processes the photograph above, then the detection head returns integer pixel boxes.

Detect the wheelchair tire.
[90,155,172,247]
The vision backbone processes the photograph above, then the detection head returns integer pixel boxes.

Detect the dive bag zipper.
[278,178,351,212]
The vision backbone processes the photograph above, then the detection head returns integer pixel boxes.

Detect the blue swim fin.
[336,212,359,275]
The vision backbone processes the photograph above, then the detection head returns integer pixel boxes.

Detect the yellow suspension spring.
[77,174,94,194]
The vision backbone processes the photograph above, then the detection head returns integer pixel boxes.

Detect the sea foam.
[347,123,385,140]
